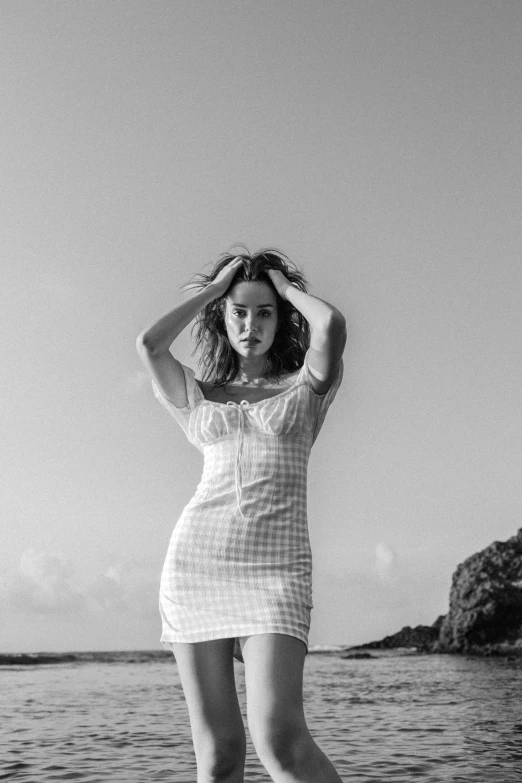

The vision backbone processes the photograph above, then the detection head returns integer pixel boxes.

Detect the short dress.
[152,349,343,663]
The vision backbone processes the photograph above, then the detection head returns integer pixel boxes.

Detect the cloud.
[124,370,150,393]
[0,550,86,614]
[0,550,157,616]
[85,571,127,612]
[374,542,397,581]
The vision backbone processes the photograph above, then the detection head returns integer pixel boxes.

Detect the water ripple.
[2,653,522,781]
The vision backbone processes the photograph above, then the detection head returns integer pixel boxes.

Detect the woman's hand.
[267,268,294,300]
[209,257,244,298]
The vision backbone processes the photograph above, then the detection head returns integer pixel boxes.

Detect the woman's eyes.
[232,310,272,317]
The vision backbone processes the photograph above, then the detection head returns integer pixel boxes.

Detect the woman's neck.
[235,356,268,382]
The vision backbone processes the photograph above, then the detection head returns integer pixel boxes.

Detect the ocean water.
[2,649,522,782]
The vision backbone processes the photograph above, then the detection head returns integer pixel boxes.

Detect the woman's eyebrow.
[231,302,275,308]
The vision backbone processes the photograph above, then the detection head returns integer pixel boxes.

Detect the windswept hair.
[186,245,310,386]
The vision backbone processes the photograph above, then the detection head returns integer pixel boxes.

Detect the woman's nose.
[245,315,258,331]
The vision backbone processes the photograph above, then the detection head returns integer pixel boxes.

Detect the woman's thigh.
[171,638,246,755]
[239,633,309,756]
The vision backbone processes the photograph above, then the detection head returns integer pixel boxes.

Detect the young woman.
[137,247,346,783]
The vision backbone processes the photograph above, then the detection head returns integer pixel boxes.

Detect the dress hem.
[160,627,309,663]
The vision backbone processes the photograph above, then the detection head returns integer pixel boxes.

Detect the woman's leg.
[239,633,343,783]
[171,638,246,783]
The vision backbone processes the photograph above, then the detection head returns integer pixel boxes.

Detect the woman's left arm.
[267,270,347,395]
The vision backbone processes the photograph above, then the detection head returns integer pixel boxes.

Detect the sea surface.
[2,648,522,782]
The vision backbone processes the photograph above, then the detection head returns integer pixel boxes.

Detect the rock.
[0,653,78,665]
[354,528,522,656]
[435,528,522,653]
[431,614,446,631]
[340,652,375,659]
[350,623,440,652]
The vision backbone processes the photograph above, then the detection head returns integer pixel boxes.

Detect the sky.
[1,0,521,652]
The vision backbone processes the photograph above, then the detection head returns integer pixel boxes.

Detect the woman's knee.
[249,713,312,770]
[193,728,246,779]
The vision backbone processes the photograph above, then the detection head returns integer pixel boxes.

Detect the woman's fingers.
[222,257,243,278]
[267,268,291,298]
[210,257,244,295]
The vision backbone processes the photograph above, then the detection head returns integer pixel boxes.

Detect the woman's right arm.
[136,258,242,408]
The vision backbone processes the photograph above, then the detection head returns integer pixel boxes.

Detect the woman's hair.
[186,245,310,385]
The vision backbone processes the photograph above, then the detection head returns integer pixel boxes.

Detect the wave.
[0,650,173,666]
[1,644,360,665]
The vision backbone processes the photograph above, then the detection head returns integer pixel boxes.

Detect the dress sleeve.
[300,350,344,444]
[151,363,202,439]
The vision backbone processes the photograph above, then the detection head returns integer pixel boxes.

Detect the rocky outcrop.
[350,618,442,653]
[435,528,522,653]
[340,652,376,659]
[353,528,522,656]
[0,653,78,665]
[0,650,173,666]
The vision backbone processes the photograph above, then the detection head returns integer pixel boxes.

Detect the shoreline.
[5,645,521,667]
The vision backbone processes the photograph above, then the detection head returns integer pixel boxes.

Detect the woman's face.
[224,280,278,361]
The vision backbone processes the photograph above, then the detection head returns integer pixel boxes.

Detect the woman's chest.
[187,386,312,443]
[196,373,299,406]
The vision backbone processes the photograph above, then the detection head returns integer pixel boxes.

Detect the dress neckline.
[196,374,306,409]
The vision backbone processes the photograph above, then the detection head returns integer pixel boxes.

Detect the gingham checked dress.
[152,349,343,663]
